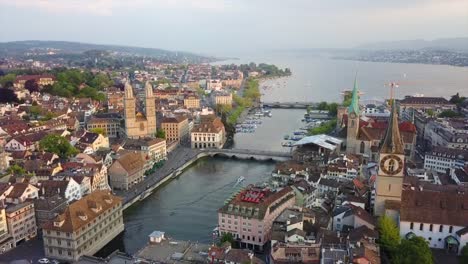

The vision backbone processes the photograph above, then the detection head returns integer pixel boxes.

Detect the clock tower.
[374,100,405,216]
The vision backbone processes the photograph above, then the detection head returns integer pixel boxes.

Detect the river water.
[97,157,274,256]
[99,51,468,256]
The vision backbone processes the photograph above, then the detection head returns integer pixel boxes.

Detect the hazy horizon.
[1,0,467,55]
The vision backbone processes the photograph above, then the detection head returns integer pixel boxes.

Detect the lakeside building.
[42,191,123,261]
[123,81,157,139]
[161,116,189,145]
[191,115,226,149]
[397,96,456,115]
[218,185,295,251]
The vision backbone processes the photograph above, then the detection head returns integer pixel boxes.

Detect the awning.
[445,236,459,245]
[405,232,416,239]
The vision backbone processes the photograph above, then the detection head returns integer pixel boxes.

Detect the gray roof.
[293,135,342,151]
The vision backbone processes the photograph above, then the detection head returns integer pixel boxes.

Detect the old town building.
[42,191,124,261]
[191,115,226,149]
[161,116,189,144]
[124,81,157,138]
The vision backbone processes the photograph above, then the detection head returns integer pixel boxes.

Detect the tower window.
[410,222,414,230]
[360,141,365,154]
[420,223,423,231]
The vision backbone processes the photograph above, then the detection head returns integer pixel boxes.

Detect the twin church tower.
[124,81,157,138]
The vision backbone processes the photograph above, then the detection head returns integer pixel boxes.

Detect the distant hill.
[0,40,215,63]
[355,37,468,53]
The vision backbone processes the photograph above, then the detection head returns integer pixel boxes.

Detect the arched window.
[360,141,365,153]
[388,159,395,172]
[351,120,355,127]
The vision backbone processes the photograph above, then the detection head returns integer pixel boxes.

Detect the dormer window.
[54,220,65,227]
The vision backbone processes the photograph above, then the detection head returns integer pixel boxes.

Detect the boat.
[284,135,290,140]
[237,176,245,184]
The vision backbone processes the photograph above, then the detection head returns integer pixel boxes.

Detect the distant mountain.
[0,40,216,63]
[355,37,468,53]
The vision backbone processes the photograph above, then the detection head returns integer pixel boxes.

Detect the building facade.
[5,202,37,246]
[424,147,467,173]
[191,115,226,149]
[183,96,200,109]
[42,191,124,261]
[108,152,146,190]
[161,116,189,144]
[218,186,295,251]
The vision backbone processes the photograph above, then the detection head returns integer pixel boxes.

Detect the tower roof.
[124,81,134,99]
[145,81,154,98]
[380,100,404,154]
[348,76,360,116]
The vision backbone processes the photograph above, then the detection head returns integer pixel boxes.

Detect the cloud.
[0,0,234,16]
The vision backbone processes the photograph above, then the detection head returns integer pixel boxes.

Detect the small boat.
[284,135,290,140]
[237,176,245,184]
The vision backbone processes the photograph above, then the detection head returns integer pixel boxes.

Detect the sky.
[0,0,467,55]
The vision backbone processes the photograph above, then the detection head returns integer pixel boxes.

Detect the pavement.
[0,237,46,263]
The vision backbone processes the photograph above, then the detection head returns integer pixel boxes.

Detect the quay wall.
[122,151,289,210]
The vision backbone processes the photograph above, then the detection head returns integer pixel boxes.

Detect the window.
[449,226,453,233]
[429,224,433,232]
[439,225,443,232]
[420,223,423,231]
[360,142,365,154]
[410,222,414,230]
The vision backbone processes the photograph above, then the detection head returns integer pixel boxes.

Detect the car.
[38,258,50,264]
[51,260,60,264]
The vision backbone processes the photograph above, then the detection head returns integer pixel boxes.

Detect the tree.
[306,105,312,114]
[155,129,166,139]
[377,215,400,253]
[220,232,234,245]
[29,105,42,119]
[7,164,26,176]
[327,102,339,117]
[0,73,16,88]
[317,101,328,110]
[24,79,40,93]
[461,245,468,264]
[0,88,19,103]
[438,110,462,118]
[39,134,78,158]
[90,127,107,136]
[392,237,433,264]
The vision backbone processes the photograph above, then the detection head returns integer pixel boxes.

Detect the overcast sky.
[1,0,467,54]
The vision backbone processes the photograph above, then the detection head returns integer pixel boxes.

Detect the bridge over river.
[262,101,317,109]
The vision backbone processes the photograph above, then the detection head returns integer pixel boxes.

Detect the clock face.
[380,154,403,175]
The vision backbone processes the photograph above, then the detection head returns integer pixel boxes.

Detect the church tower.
[374,100,405,216]
[145,81,157,136]
[124,81,136,136]
[346,77,360,154]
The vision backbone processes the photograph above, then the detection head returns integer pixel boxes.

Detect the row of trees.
[378,215,433,264]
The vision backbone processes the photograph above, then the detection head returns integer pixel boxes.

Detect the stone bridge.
[262,101,316,109]
[202,148,292,161]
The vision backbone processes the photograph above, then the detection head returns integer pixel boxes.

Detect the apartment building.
[108,152,146,190]
[86,117,121,138]
[424,147,468,173]
[212,91,233,106]
[5,202,37,246]
[161,116,189,144]
[191,115,226,149]
[42,191,124,261]
[183,96,200,109]
[424,118,468,150]
[218,186,295,251]
[0,207,14,253]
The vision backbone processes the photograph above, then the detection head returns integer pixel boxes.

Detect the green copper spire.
[348,75,360,116]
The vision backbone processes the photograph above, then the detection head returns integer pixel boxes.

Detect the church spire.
[380,99,404,154]
[124,81,134,99]
[348,75,360,116]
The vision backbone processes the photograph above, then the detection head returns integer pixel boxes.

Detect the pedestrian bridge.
[202,148,292,161]
[262,101,316,109]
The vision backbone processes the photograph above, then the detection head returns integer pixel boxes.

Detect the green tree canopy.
[7,164,26,176]
[39,134,78,158]
[155,129,166,139]
[438,110,462,118]
[461,245,468,264]
[378,215,401,253]
[392,237,433,264]
[0,73,16,88]
[90,127,107,136]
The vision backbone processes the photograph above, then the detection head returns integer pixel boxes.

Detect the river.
[97,157,275,256]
